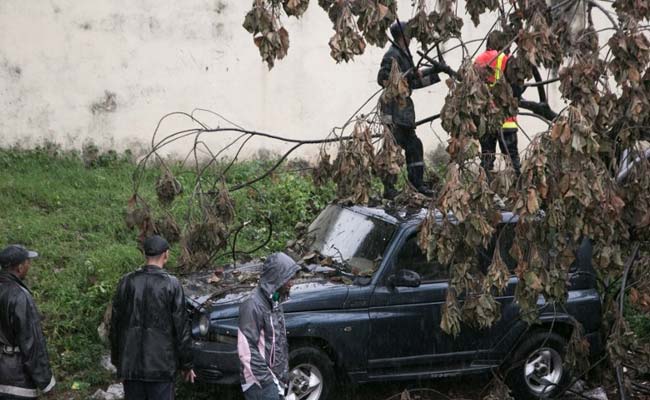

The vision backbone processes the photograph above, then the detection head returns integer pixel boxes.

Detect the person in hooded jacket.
[0,245,55,400]
[238,252,300,400]
[109,235,195,400]
[377,21,455,199]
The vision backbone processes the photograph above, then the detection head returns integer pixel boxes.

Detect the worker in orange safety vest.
[474,31,521,178]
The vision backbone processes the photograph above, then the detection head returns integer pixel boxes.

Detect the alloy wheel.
[285,363,324,400]
[524,347,564,396]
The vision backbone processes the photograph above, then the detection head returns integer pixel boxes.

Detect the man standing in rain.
[109,235,194,400]
[238,252,300,400]
[0,245,55,399]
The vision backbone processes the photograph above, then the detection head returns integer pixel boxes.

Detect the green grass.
[0,147,334,398]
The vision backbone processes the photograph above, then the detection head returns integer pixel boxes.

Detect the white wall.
[0,1,570,159]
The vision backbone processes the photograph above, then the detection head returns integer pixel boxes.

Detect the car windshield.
[305,205,396,275]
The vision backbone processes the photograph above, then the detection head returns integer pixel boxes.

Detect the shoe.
[416,185,434,197]
[383,188,400,200]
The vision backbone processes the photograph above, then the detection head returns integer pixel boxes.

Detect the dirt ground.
[183,374,621,400]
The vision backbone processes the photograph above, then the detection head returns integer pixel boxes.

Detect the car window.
[393,234,448,282]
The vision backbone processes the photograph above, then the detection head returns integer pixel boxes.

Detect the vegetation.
[0,145,333,398]
[239,0,650,394]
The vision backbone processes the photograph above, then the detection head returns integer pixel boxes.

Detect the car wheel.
[506,331,570,400]
[286,346,335,400]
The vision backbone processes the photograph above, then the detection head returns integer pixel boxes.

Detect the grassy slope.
[0,149,333,398]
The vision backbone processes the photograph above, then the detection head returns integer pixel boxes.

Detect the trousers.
[384,125,425,191]
[124,380,174,400]
[243,383,281,400]
[479,128,521,177]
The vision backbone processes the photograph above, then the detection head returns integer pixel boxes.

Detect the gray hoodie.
[237,253,300,394]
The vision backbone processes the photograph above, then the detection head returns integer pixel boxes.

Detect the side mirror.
[388,269,421,288]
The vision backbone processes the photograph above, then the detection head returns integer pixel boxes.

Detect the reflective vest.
[474,50,518,129]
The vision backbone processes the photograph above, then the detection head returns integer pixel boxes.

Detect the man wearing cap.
[0,245,56,399]
[377,20,454,199]
[238,252,300,400]
[109,235,194,400]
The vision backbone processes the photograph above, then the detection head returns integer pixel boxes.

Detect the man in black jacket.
[110,235,194,400]
[0,245,55,399]
[378,21,453,198]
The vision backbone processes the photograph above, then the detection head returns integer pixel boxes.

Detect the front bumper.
[192,339,239,384]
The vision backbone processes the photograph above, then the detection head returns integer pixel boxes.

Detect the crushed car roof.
[344,204,519,225]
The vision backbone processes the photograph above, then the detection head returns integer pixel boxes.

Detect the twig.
[615,243,640,400]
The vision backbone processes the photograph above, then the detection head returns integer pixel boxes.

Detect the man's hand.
[183,369,196,383]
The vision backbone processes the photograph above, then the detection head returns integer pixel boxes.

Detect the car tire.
[506,330,570,400]
[286,346,335,400]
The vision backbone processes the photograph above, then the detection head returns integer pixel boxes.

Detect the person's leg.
[498,128,521,176]
[396,126,425,189]
[259,382,281,400]
[144,381,175,400]
[243,384,261,400]
[480,133,498,177]
[123,380,147,400]
[381,125,406,199]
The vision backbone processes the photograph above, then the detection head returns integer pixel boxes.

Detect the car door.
[367,224,520,377]
[367,227,456,376]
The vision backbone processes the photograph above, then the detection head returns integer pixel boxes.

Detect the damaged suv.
[185,204,603,400]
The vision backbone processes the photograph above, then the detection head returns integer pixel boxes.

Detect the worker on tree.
[377,21,453,199]
[474,30,522,178]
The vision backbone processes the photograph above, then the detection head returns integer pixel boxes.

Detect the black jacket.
[377,44,440,128]
[0,270,55,398]
[109,265,193,382]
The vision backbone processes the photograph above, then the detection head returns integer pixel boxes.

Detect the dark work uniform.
[377,44,440,192]
[0,271,55,399]
[109,266,193,400]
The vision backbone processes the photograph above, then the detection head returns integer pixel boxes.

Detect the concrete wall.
[0,1,569,159]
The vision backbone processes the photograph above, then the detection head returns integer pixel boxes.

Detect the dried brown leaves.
[283,0,310,17]
[516,12,563,69]
[353,0,397,47]
[430,0,464,41]
[466,0,500,26]
[332,120,375,204]
[312,148,335,186]
[609,27,650,85]
[373,125,405,182]
[243,0,292,68]
[560,59,609,122]
[125,195,154,241]
[441,61,516,153]
[328,4,367,63]
[155,169,182,205]
[379,59,411,109]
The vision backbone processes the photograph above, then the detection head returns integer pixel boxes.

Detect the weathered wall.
[0,1,567,159]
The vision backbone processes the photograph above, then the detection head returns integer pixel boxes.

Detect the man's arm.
[170,277,193,371]
[109,278,124,369]
[13,293,55,394]
[377,52,393,87]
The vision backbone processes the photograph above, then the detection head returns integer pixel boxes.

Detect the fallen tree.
[126,0,650,397]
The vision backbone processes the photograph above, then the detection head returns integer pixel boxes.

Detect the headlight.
[198,315,210,336]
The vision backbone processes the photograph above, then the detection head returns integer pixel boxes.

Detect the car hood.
[182,261,351,320]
